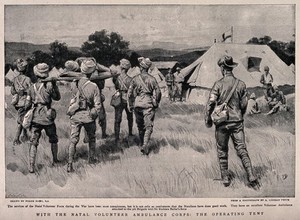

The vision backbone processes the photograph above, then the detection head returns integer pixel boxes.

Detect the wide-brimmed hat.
[16,59,28,71]
[139,58,151,69]
[120,59,131,70]
[80,59,97,74]
[138,57,144,62]
[218,55,238,68]
[65,60,79,72]
[33,63,49,78]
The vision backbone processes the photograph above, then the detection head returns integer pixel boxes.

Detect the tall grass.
[4,85,295,198]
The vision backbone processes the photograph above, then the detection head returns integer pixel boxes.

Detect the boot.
[29,145,37,173]
[245,166,260,190]
[13,124,23,146]
[128,119,133,136]
[51,143,60,164]
[101,126,107,139]
[67,163,74,173]
[83,129,89,143]
[221,170,231,187]
[128,124,133,136]
[20,127,29,142]
[138,131,145,147]
[141,130,152,155]
[218,153,230,187]
[114,123,120,142]
[88,141,97,164]
[67,143,76,172]
[239,151,260,190]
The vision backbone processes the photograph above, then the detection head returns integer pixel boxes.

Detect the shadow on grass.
[234,165,269,188]
[7,162,29,175]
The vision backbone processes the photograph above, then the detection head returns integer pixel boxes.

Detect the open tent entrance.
[241,56,262,72]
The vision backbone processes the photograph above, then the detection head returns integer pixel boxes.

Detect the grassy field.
[4,85,295,198]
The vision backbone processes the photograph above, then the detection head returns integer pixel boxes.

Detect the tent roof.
[5,69,19,81]
[181,43,295,89]
[49,67,60,78]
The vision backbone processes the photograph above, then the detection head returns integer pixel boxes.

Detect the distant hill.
[5,42,51,64]
[5,41,208,67]
[137,47,208,67]
[5,42,81,64]
[132,41,191,51]
[136,48,187,59]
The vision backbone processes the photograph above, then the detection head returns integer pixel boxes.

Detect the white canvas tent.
[5,69,19,82]
[181,43,295,103]
[289,63,295,73]
[49,67,61,78]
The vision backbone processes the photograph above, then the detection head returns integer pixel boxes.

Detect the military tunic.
[26,81,60,146]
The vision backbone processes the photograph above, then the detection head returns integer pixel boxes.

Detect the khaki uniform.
[260,72,273,99]
[165,73,174,100]
[205,73,257,186]
[67,77,101,167]
[11,73,32,145]
[173,71,184,101]
[25,81,61,172]
[112,72,133,140]
[127,72,161,154]
[90,71,107,138]
[246,99,261,115]
[26,81,61,146]
[266,90,287,114]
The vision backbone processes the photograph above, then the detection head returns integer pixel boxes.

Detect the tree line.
[7,31,295,73]
[247,35,295,66]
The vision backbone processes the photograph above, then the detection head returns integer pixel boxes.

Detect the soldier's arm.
[260,74,265,85]
[240,82,248,115]
[24,86,33,110]
[97,63,110,72]
[47,82,61,101]
[205,82,219,117]
[127,79,136,112]
[127,79,135,100]
[153,79,162,104]
[92,86,102,115]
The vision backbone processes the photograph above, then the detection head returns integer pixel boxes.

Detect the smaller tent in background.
[5,69,19,87]
[5,69,19,82]
[48,67,60,78]
[58,67,65,74]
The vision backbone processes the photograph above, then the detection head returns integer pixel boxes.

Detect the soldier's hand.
[205,116,213,128]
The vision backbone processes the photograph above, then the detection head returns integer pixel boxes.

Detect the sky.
[4,4,295,49]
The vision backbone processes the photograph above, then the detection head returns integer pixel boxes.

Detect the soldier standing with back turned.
[112,59,134,146]
[11,59,32,145]
[127,58,161,155]
[66,59,101,172]
[25,63,61,173]
[205,55,260,189]
[165,68,175,101]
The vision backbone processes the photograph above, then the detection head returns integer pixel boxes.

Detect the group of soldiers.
[9,57,161,173]
[246,65,288,115]
[165,67,185,102]
[9,54,291,190]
